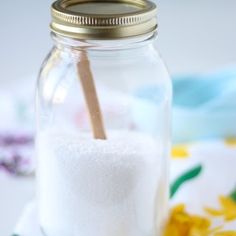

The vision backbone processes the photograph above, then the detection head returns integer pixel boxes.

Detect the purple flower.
[0,133,34,176]
[0,135,33,147]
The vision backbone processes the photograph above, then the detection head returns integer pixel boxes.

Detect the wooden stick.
[77,51,106,140]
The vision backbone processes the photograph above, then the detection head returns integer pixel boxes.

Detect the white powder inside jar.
[37,129,163,236]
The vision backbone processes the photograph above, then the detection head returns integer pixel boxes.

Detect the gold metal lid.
[51,0,157,39]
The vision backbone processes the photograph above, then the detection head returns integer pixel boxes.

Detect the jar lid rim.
[51,0,158,40]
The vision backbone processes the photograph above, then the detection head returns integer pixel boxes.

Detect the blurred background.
[1,0,236,87]
[1,0,236,235]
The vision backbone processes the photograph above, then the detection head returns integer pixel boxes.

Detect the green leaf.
[170,164,203,198]
[229,186,236,202]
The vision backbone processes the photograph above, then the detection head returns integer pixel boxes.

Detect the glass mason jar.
[36,0,172,236]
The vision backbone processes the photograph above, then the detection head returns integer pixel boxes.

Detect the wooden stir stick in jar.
[77,51,107,140]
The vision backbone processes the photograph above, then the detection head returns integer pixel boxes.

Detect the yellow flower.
[205,196,236,221]
[225,138,236,147]
[204,207,224,217]
[172,145,189,159]
[164,204,211,236]
[214,232,236,236]
[164,204,236,236]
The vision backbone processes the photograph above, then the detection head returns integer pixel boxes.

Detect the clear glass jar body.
[36,32,172,236]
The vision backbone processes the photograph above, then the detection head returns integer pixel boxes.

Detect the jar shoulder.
[37,45,172,97]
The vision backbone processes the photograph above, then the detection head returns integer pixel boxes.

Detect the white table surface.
[1,0,236,235]
[0,174,34,236]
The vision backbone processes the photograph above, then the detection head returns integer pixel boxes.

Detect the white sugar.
[37,129,164,236]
